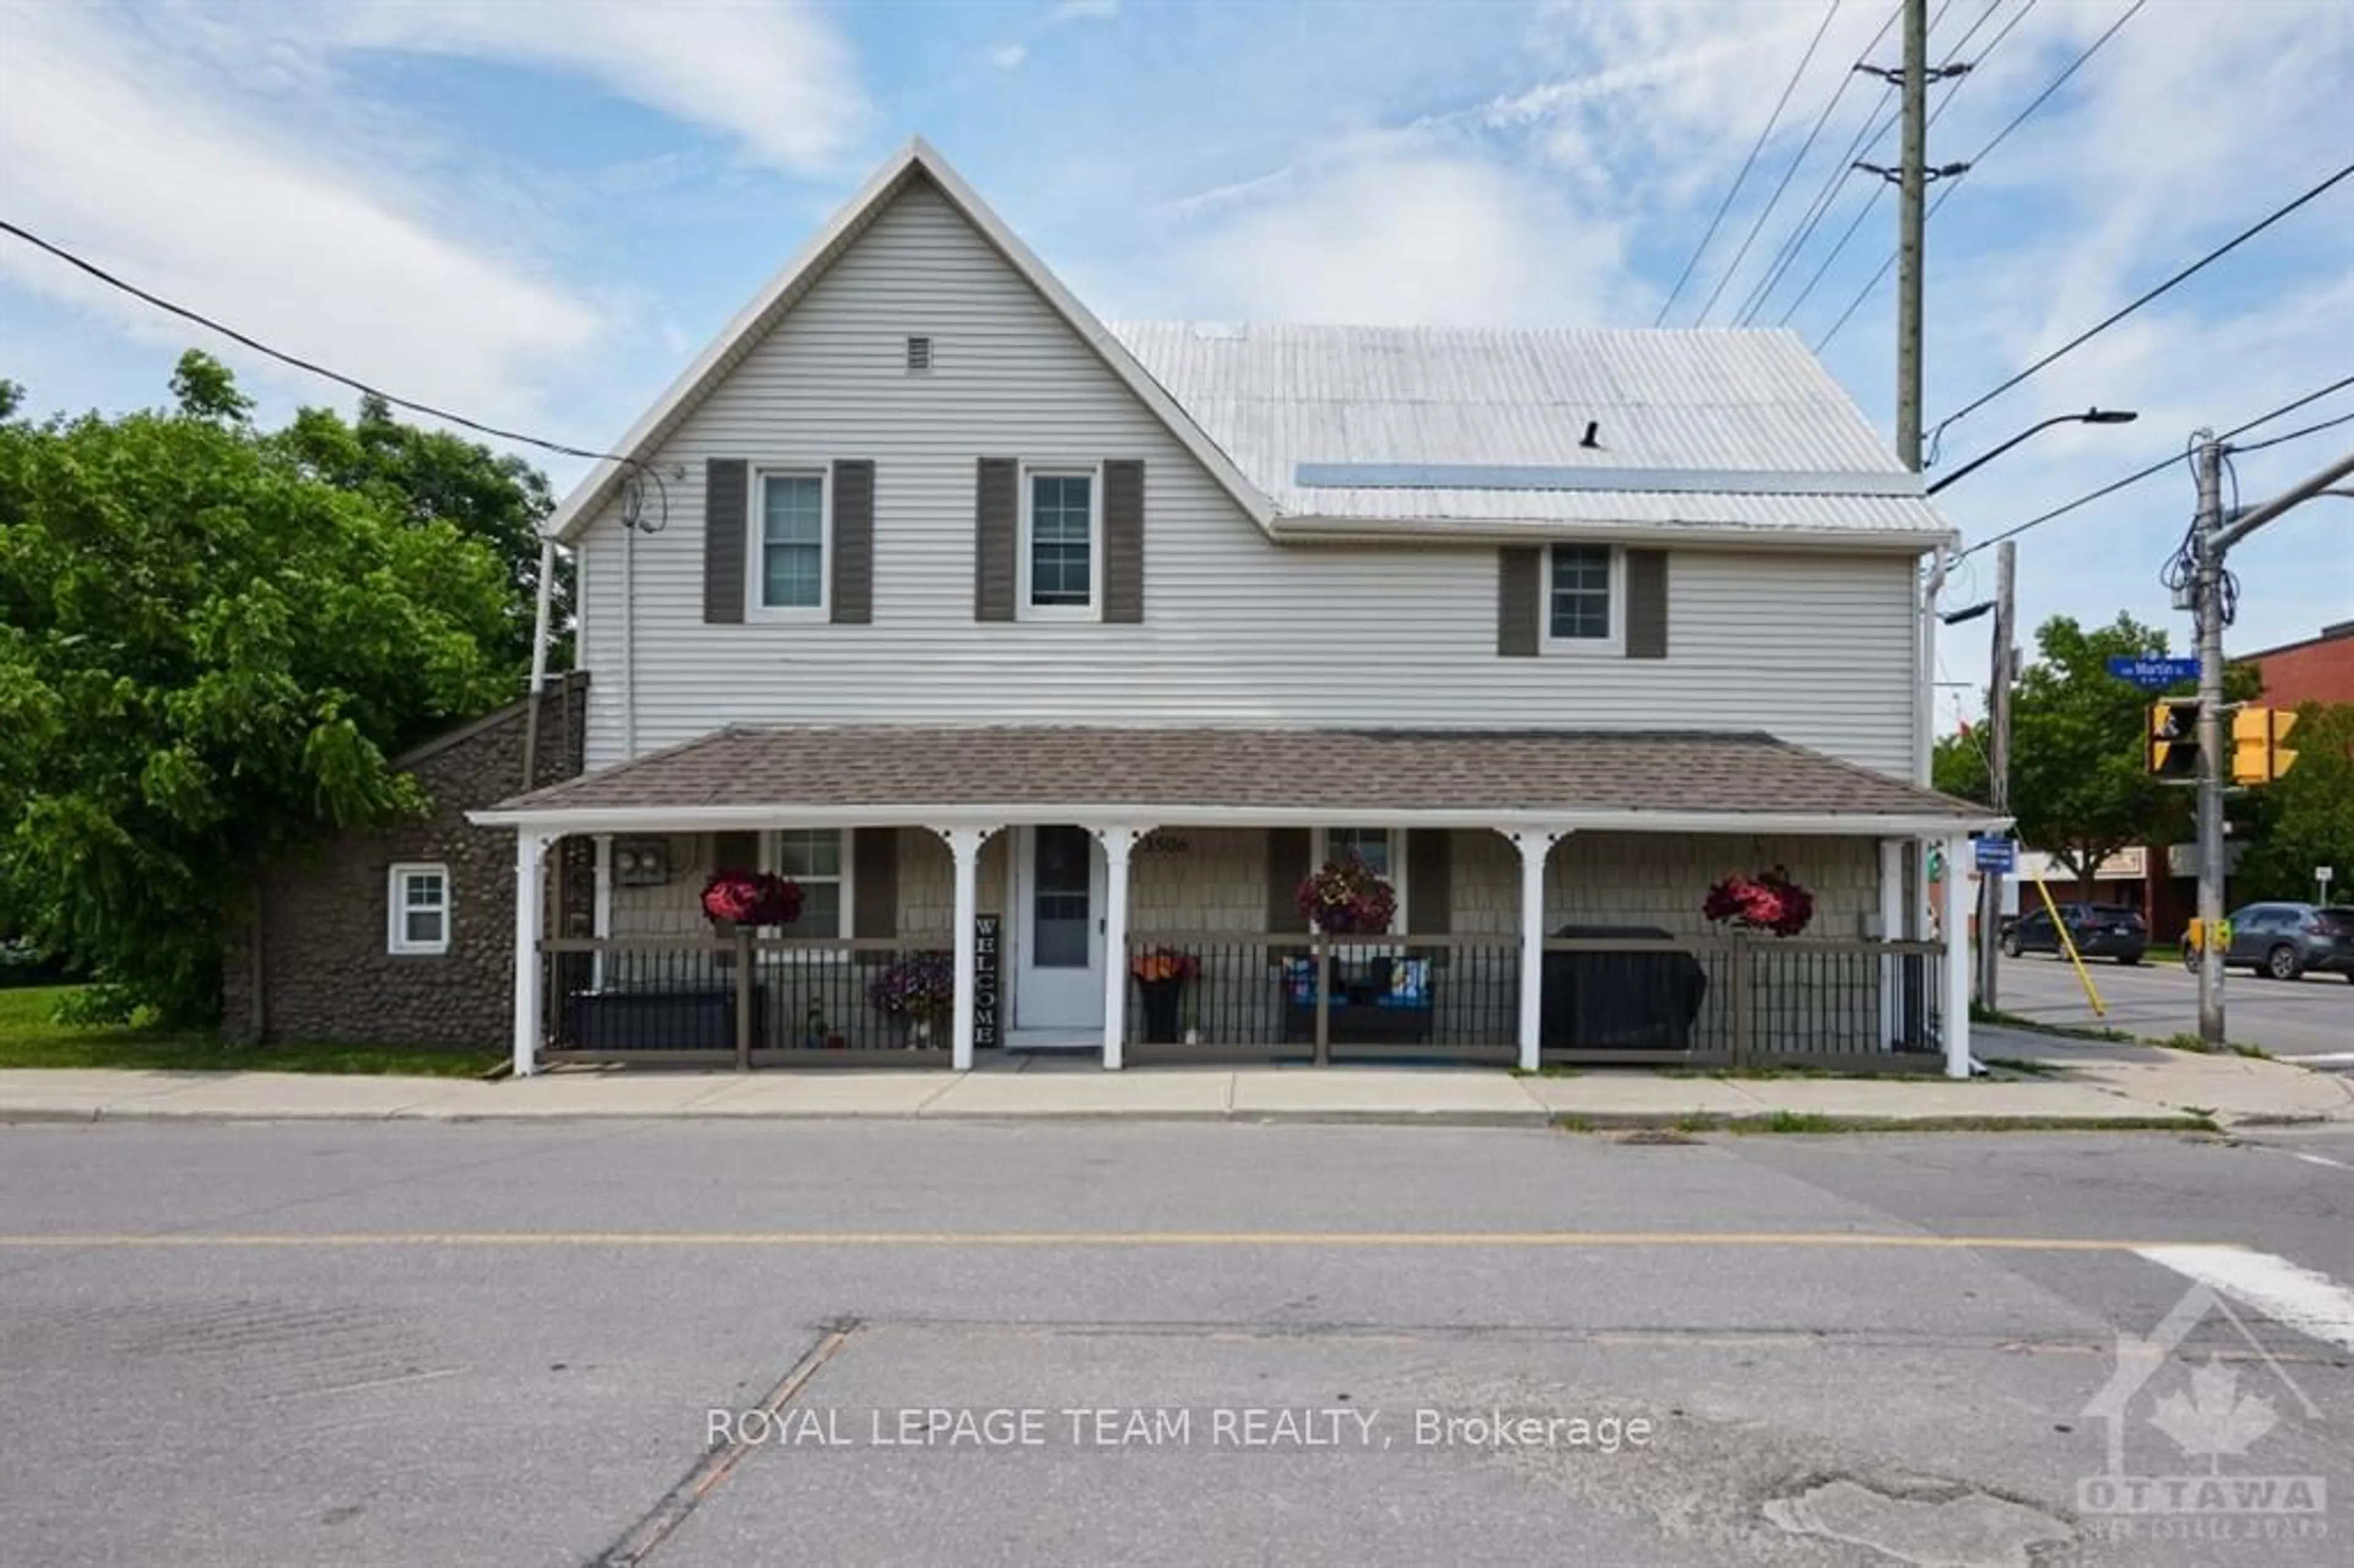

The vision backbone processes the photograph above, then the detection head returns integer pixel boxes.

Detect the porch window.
[1021,470,1099,618]
[1547,544,1616,644]
[769,829,850,938]
[756,471,828,614]
[387,864,450,955]
[1312,828,1403,934]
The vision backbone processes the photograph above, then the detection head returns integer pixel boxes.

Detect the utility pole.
[1978,539,2014,1010]
[1895,0,1929,472]
[2192,432,2228,1049]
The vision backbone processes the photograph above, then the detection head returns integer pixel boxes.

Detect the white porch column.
[511,829,552,1078]
[1941,832,1972,1078]
[592,833,614,990]
[1878,837,1905,1049]
[938,826,996,1073]
[1095,826,1141,1070]
[1509,829,1561,1073]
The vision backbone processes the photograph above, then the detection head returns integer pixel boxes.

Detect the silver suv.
[2212,903,2354,982]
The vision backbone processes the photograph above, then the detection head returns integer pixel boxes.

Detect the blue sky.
[4,0,2349,729]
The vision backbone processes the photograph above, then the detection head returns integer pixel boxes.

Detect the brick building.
[223,674,589,1049]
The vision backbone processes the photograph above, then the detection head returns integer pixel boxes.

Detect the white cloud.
[989,43,1030,70]
[1170,149,1632,327]
[0,4,599,425]
[1049,0,1120,21]
[308,1,870,175]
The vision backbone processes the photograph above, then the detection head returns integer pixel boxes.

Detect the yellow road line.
[0,1230,2239,1252]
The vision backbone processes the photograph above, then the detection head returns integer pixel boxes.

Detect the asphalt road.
[3,1120,2352,1567]
[1996,949,2353,1060]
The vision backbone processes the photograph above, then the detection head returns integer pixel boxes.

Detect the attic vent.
[905,335,934,373]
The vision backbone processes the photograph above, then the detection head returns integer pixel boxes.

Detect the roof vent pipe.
[1579,421,1601,450]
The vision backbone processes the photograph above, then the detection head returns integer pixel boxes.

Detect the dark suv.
[2003,903,2149,964]
[2209,903,2354,981]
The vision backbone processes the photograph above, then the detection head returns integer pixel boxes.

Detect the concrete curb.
[1,1105,2216,1132]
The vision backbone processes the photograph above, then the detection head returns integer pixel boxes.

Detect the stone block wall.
[221,674,590,1049]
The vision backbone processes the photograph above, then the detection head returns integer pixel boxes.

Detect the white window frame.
[747,467,832,622]
[763,828,855,953]
[1310,826,1407,938]
[1542,542,1625,655]
[1017,463,1103,623]
[386,862,451,956]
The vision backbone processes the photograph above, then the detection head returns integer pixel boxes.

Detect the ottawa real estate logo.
[2078,1276,2328,1545]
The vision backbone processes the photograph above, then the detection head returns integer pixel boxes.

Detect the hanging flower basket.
[1702,866,1815,938]
[1297,856,1398,935]
[701,869,803,928]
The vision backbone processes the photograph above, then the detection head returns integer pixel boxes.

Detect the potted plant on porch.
[866,951,956,1048]
[1129,946,1200,1045]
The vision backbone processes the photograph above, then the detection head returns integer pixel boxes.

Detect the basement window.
[387,864,451,956]
[905,335,934,373]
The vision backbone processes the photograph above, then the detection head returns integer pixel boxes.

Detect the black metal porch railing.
[1537,933,1946,1070]
[1122,932,1520,1065]
[539,935,958,1067]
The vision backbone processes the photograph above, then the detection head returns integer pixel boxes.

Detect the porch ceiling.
[478,726,1996,832]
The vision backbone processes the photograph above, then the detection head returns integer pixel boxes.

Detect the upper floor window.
[387,864,450,955]
[1022,469,1099,618]
[770,829,850,940]
[1547,544,1618,647]
[756,471,828,614]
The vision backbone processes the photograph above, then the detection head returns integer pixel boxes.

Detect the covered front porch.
[473,728,2001,1079]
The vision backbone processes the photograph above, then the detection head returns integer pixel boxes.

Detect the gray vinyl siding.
[575,177,1921,779]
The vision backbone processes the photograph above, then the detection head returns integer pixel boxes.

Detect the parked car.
[2002,903,2149,964]
[2193,903,2354,981]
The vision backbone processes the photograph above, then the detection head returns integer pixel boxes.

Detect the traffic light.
[2147,699,2200,778]
[2231,707,2299,785]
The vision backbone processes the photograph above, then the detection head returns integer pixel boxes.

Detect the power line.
[1652,0,1845,327]
[1691,0,1902,327]
[2223,406,2354,455]
[1928,158,2350,436]
[0,216,666,529]
[1954,373,2354,558]
[1733,0,1976,327]
[1753,0,1991,330]
[1807,0,2066,351]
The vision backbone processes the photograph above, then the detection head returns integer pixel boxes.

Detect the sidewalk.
[3,1029,2347,1130]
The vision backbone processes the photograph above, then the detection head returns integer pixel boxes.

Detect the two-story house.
[471,140,1997,1078]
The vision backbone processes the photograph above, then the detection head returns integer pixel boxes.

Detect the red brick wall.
[2248,626,2354,707]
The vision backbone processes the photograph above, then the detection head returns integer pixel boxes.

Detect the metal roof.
[1111,322,1949,543]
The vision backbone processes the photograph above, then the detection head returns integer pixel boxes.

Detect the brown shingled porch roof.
[480,726,1990,827]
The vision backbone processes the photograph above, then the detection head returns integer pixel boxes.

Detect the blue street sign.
[2106,655,2199,689]
[1973,837,2017,874]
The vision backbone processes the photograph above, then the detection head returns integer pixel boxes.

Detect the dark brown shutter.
[1265,827,1311,933]
[1406,830,1452,936]
[831,460,874,625]
[711,831,758,874]
[704,460,747,625]
[1626,549,1668,659]
[1103,459,1144,623]
[975,458,1018,622]
[1498,547,1540,657]
[853,828,898,961]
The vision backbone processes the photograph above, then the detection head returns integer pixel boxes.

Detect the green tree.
[275,392,568,670]
[1933,725,1990,804]
[2233,702,2354,906]
[0,354,536,1023]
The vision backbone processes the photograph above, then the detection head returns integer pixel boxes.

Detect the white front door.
[1013,824,1105,1035]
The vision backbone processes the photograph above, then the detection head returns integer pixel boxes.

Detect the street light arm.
[1925,410,2131,496]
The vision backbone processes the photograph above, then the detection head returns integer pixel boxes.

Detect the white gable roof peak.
[546,138,1278,543]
